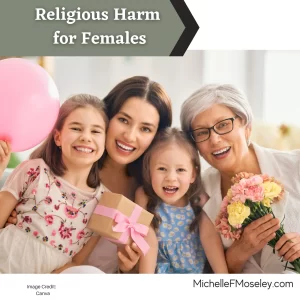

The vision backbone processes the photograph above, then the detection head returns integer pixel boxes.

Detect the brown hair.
[30,94,108,188]
[142,127,203,231]
[102,76,172,181]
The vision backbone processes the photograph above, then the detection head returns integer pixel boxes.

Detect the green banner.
[0,0,199,56]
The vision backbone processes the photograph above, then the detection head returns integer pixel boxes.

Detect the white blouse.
[202,143,300,273]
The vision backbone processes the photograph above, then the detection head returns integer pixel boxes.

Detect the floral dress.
[155,202,206,273]
[0,159,103,273]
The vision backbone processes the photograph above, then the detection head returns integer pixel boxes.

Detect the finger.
[1,141,9,155]
[125,244,140,262]
[6,141,11,154]
[278,237,300,257]
[256,218,280,233]
[275,233,299,251]
[256,220,280,242]
[258,232,276,249]
[0,144,5,159]
[7,216,18,225]
[117,251,133,270]
[131,243,143,255]
[12,210,18,217]
[247,214,274,230]
[284,244,300,262]
[286,249,300,262]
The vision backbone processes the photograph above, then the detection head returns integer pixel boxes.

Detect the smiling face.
[191,104,251,175]
[54,106,106,169]
[149,143,196,207]
[105,97,160,165]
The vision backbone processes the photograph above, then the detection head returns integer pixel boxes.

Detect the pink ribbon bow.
[93,205,150,255]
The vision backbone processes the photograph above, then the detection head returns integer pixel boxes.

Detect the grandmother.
[180,84,300,273]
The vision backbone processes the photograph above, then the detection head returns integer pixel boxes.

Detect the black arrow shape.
[170,0,199,56]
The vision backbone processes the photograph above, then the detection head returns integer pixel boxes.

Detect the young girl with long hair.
[0,94,108,273]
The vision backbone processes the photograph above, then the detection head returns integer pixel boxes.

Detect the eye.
[216,121,229,129]
[177,168,186,172]
[196,130,209,137]
[158,167,166,171]
[141,127,151,133]
[118,117,128,124]
[71,127,81,131]
[91,130,101,134]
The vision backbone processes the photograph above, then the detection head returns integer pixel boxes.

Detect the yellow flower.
[262,182,282,200]
[227,201,250,227]
[227,188,233,200]
[262,197,271,207]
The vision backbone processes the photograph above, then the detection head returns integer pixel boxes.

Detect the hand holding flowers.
[216,172,300,273]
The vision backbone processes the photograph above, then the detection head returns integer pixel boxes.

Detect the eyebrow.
[68,121,105,131]
[155,162,187,167]
[118,111,157,128]
[194,116,234,129]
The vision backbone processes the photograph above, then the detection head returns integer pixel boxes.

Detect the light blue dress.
[155,202,206,273]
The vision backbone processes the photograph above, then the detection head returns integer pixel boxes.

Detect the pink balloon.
[0,58,60,152]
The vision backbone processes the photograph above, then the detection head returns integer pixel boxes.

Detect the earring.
[247,139,251,146]
[58,146,62,150]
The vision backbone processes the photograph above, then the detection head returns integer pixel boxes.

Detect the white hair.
[180,84,253,133]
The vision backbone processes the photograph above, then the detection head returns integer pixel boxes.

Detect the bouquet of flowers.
[215,172,300,273]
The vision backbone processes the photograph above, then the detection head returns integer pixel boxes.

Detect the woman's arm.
[0,191,18,229]
[134,186,158,273]
[225,214,280,273]
[138,226,158,273]
[199,211,228,273]
[51,235,101,274]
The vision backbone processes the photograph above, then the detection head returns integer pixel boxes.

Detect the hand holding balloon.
[0,58,60,152]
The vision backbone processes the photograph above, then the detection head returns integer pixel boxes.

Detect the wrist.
[226,241,249,272]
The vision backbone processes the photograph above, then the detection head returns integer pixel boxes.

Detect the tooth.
[213,147,229,155]
[76,147,92,153]
[117,141,134,151]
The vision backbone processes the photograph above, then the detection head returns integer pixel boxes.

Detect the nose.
[209,130,222,145]
[165,169,177,182]
[123,126,137,143]
[79,129,92,142]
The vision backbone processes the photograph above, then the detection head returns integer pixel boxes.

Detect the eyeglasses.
[191,116,239,143]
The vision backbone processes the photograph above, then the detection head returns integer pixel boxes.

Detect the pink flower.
[50,240,56,246]
[69,239,73,245]
[220,196,230,213]
[44,196,52,205]
[77,230,85,240]
[33,231,39,237]
[23,216,32,223]
[55,180,61,188]
[231,176,264,203]
[31,189,37,195]
[215,213,241,240]
[216,172,286,243]
[45,183,50,189]
[45,215,54,225]
[231,172,254,184]
[59,223,73,239]
[64,206,79,219]
[63,248,69,254]
[51,230,56,236]
[17,222,23,229]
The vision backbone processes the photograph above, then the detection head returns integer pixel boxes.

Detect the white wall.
[17,50,300,161]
